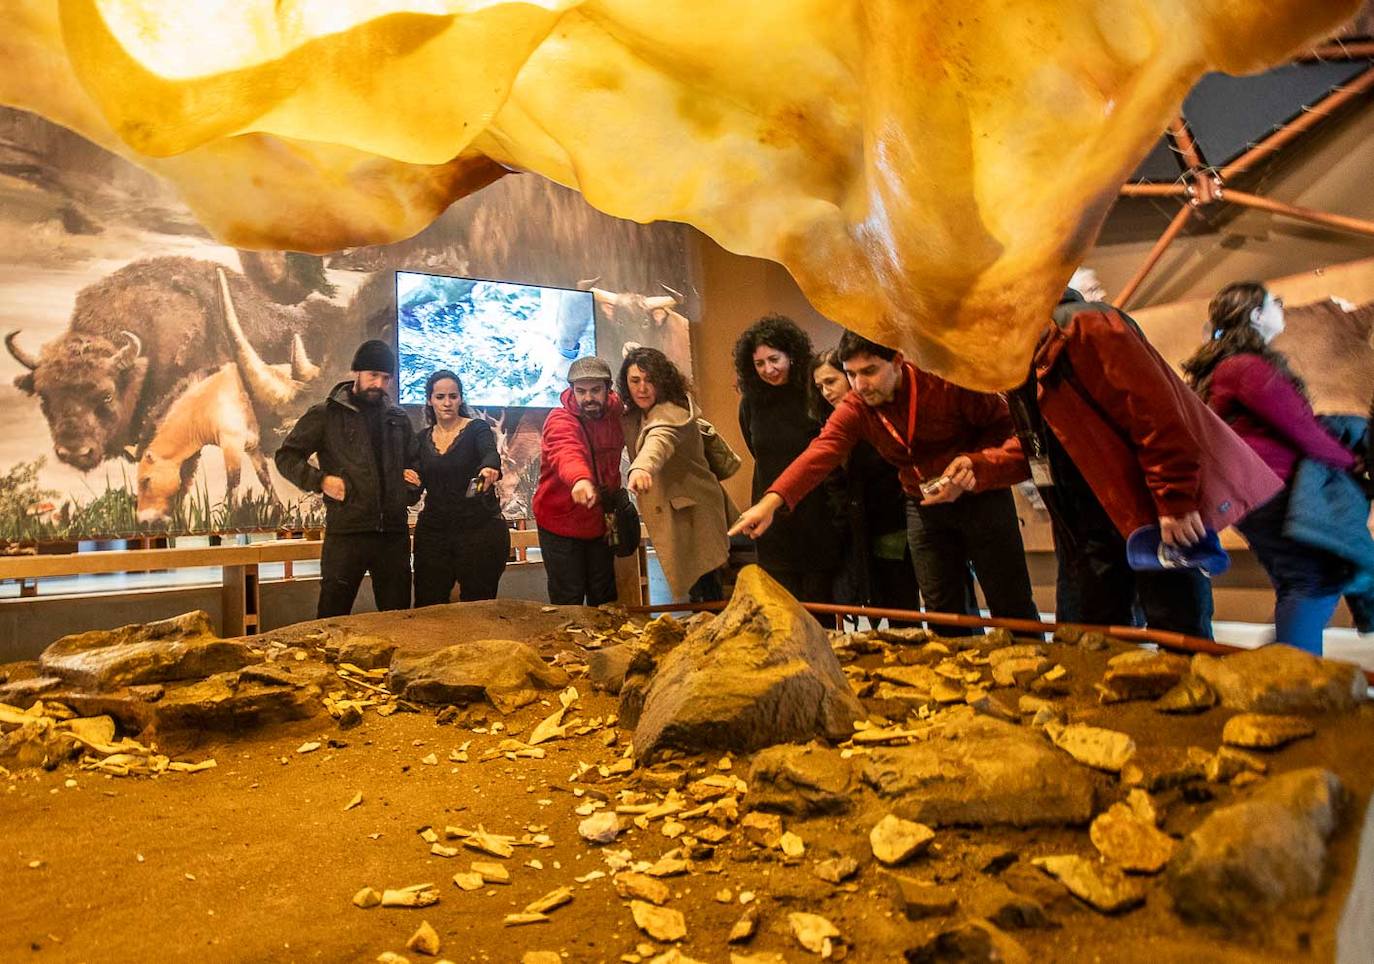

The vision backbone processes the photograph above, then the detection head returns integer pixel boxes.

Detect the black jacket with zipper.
[275,380,418,534]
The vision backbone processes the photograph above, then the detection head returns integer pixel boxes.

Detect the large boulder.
[1190,646,1365,715]
[387,639,569,712]
[39,611,260,691]
[1167,768,1345,928]
[861,714,1097,827]
[629,566,863,761]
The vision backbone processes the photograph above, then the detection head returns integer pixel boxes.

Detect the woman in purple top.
[1183,281,1361,653]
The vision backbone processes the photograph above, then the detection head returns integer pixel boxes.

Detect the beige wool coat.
[622,399,732,599]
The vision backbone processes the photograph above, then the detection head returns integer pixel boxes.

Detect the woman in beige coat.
[619,347,734,601]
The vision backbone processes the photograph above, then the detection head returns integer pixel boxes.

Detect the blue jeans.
[1237,490,1351,655]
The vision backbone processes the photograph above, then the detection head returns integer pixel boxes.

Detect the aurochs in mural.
[0,107,698,545]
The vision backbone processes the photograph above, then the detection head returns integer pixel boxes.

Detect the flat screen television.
[396,271,596,409]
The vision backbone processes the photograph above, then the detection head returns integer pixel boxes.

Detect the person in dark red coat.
[533,356,626,606]
[731,331,1040,634]
[1183,281,1365,652]
[1006,289,1282,638]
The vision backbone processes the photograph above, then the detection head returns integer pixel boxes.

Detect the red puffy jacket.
[533,387,626,539]
[1027,296,1281,537]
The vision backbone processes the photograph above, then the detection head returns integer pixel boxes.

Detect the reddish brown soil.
[2,613,1372,963]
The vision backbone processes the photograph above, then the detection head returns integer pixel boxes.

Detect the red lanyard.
[874,364,917,454]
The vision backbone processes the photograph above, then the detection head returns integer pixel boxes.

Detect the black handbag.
[578,419,641,557]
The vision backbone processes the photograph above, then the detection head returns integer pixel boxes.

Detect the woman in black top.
[734,315,841,602]
[405,370,510,604]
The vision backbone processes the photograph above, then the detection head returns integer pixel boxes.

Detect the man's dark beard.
[579,402,604,419]
[355,386,387,405]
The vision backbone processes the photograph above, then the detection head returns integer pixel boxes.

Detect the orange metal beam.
[1119,182,1189,198]
[1221,64,1374,179]
[1113,203,1193,309]
[1223,188,1374,238]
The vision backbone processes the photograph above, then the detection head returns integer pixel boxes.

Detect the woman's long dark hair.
[422,369,473,425]
[618,346,691,409]
[808,348,844,421]
[733,314,814,400]
[1182,281,1309,403]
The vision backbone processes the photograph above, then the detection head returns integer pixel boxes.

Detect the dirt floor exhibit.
[2,567,1371,963]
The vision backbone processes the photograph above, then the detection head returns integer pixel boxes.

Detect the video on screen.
[396,271,596,409]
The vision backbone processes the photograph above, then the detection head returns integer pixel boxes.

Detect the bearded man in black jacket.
[276,339,418,617]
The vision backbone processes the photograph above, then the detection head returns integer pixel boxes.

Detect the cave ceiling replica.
[0,0,1361,388]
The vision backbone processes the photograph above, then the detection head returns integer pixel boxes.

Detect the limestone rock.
[862,715,1095,826]
[40,612,259,690]
[788,912,841,956]
[1153,674,1216,714]
[614,872,669,905]
[905,919,1029,964]
[60,671,321,735]
[1032,855,1144,913]
[1101,651,1189,701]
[631,900,686,942]
[578,811,623,845]
[1120,745,1211,791]
[746,743,854,816]
[991,657,1049,689]
[630,567,863,761]
[740,811,784,848]
[869,813,935,865]
[587,644,640,694]
[405,920,441,956]
[1221,713,1315,749]
[1046,722,1136,773]
[1089,803,1175,873]
[323,631,397,670]
[1206,746,1268,783]
[812,856,859,884]
[0,676,62,704]
[1191,646,1365,715]
[388,640,569,712]
[889,876,958,920]
[1167,768,1344,927]
[986,644,1046,666]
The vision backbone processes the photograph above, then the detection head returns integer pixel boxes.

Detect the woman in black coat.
[734,315,841,602]
[405,370,510,604]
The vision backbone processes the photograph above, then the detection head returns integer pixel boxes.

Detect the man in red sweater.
[730,331,1040,633]
[533,357,626,605]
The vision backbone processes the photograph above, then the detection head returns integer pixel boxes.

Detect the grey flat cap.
[567,356,613,383]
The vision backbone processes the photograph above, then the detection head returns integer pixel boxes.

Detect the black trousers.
[905,489,1041,636]
[413,517,511,606]
[318,530,411,618]
[539,528,617,606]
[767,566,835,604]
[1050,509,1214,639]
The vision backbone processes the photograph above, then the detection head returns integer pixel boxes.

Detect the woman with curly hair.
[619,347,733,601]
[404,370,510,604]
[1183,281,1364,652]
[733,314,841,600]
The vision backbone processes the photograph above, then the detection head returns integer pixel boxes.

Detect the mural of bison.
[5,256,343,472]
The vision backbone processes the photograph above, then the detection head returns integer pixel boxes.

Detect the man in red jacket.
[533,357,627,605]
[730,331,1040,634]
[1005,289,1282,637]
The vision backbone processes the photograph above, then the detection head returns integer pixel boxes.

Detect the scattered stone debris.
[405,921,441,956]
[380,883,441,908]
[811,856,859,884]
[1089,802,1175,873]
[1044,721,1136,773]
[578,811,623,845]
[788,911,843,956]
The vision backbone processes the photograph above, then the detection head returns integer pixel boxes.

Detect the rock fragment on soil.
[1089,803,1175,873]
[630,900,686,941]
[1191,646,1365,714]
[405,921,440,956]
[788,912,842,956]
[862,715,1094,826]
[579,810,623,844]
[746,743,854,815]
[629,566,863,761]
[1167,768,1344,927]
[1032,856,1144,913]
[869,813,935,865]
[1045,721,1136,773]
[1221,713,1316,749]
[387,640,569,712]
[905,919,1029,964]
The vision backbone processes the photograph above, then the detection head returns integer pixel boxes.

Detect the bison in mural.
[5,256,340,471]
[136,269,323,522]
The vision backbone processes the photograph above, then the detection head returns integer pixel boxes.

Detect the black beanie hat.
[351,339,396,374]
